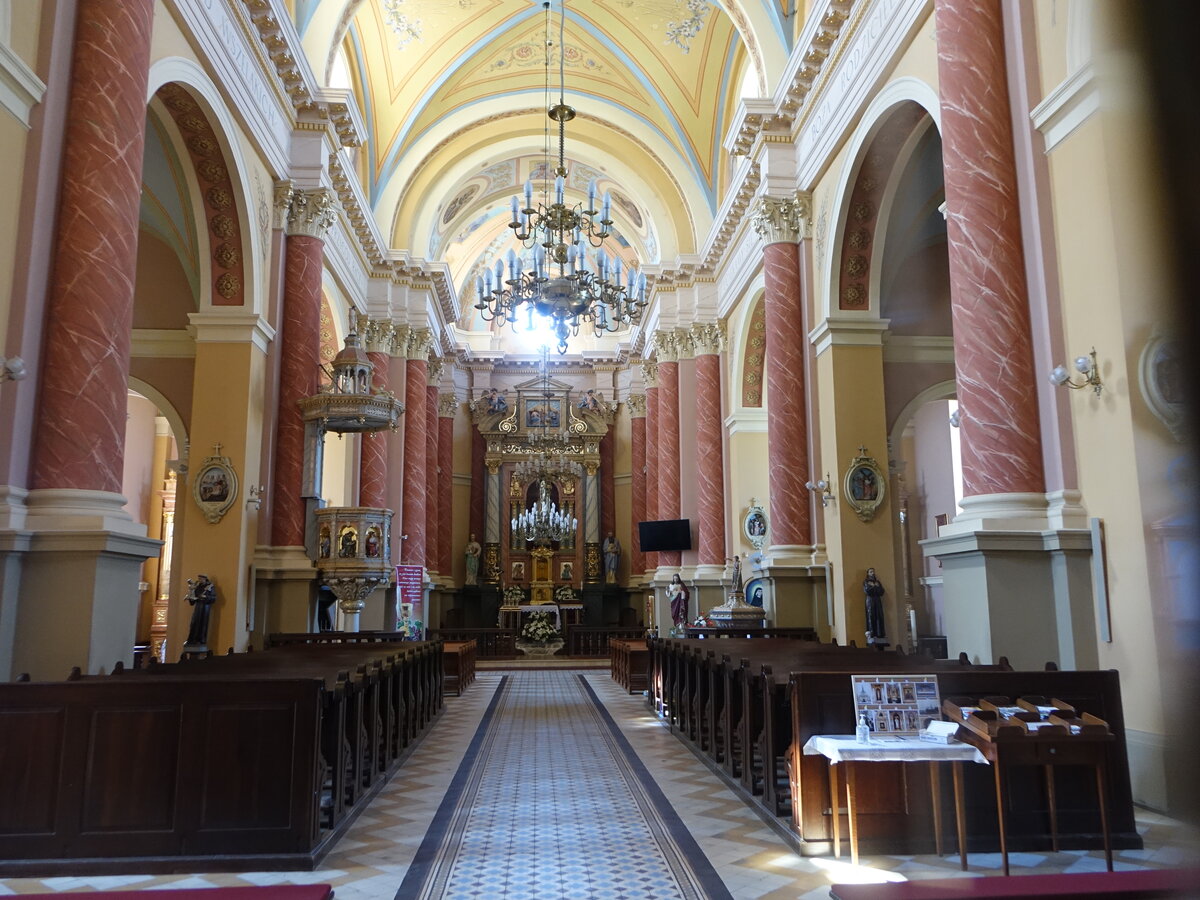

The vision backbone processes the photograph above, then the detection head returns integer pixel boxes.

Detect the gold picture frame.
[843,447,886,523]
[192,449,239,524]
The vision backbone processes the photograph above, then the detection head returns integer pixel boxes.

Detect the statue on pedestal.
[864,567,887,645]
[603,532,621,584]
[184,574,217,649]
[464,534,481,586]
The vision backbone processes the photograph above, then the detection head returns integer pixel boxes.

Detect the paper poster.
[395,565,425,640]
[850,673,941,737]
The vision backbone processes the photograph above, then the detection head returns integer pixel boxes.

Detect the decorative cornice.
[286,187,338,238]
[438,394,460,417]
[690,322,726,356]
[328,153,387,267]
[626,394,647,418]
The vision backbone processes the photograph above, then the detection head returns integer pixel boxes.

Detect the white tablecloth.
[802,734,988,764]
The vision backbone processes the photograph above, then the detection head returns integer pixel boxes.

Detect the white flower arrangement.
[502,585,525,605]
[520,611,561,645]
[554,584,577,604]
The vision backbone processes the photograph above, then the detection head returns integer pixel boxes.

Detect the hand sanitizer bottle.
[856,714,871,743]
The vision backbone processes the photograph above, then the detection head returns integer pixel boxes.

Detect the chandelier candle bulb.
[555,175,564,204]
[587,178,597,211]
[524,179,534,210]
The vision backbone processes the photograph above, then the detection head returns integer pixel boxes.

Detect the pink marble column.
[644,377,659,571]
[401,336,430,566]
[600,430,615,540]
[693,337,726,566]
[438,399,455,576]
[763,241,812,546]
[424,382,439,572]
[657,351,682,568]
[270,233,324,546]
[386,353,407,561]
[935,0,1044,496]
[358,346,391,508]
[469,427,485,540]
[629,396,647,576]
[31,0,155,493]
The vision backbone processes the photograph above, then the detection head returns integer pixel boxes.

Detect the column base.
[252,545,318,639]
[921,526,1097,669]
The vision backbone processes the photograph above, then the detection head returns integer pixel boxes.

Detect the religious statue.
[864,567,887,644]
[667,574,690,629]
[184,574,217,648]
[603,532,621,584]
[464,533,482,586]
[729,555,743,596]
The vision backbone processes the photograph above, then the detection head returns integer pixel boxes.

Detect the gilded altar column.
[424,358,442,573]
[438,394,457,577]
[934,0,1044,499]
[643,362,659,571]
[31,0,155,495]
[628,394,647,577]
[359,317,393,509]
[655,331,683,568]
[692,324,728,570]
[271,188,339,547]
[400,329,432,566]
[751,194,812,552]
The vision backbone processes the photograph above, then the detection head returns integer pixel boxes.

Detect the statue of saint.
[184,574,217,648]
[464,534,482,586]
[864,567,887,644]
[603,532,621,584]
[729,555,743,596]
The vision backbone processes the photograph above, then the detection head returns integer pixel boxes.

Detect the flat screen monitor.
[637,519,692,552]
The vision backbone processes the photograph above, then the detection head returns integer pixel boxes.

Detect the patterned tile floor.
[2,669,1198,898]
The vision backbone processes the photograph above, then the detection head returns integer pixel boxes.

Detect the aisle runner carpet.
[396,672,732,900]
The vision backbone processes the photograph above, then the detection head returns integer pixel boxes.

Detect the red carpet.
[10,887,332,900]
[829,868,1200,899]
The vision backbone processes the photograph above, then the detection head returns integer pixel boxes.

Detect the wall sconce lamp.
[1049,348,1103,396]
[246,485,266,510]
[0,356,28,383]
[805,473,834,507]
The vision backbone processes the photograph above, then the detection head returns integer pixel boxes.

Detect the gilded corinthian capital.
[750,192,812,244]
[690,322,726,356]
[286,187,339,239]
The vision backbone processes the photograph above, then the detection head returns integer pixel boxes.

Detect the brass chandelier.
[474,0,647,354]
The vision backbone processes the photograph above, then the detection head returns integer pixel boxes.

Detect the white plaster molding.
[1046,489,1089,531]
[882,335,955,364]
[808,316,890,355]
[723,408,769,434]
[24,489,149,538]
[1030,62,1098,152]
[939,492,1050,536]
[158,3,292,176]
[132,329,196,359]
[188,311,276,352]
[0,39,45,127]
[0,484,29,532]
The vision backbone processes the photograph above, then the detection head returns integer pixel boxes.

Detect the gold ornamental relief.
[215,272,241,299]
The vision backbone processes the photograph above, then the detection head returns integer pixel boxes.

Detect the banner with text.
[395,565,425,640]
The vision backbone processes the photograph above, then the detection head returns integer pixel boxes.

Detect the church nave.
[0,670,1195,899]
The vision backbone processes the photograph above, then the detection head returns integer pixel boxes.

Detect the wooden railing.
[566,625,646,657]
[428,628,517,658]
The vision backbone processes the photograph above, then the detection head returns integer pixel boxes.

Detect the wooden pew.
[609,638,649,693]
[443,640,476,696]
[0,642,444,874]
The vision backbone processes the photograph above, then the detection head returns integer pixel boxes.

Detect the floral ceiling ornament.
[383,0,422,49]
[665,0,711,53]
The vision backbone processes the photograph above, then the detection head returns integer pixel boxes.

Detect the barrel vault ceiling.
[288,0,799,331]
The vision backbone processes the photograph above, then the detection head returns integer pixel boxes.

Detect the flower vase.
[515,639,564,659]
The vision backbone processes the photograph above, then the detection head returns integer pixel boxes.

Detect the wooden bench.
[610,639,648,693]
[0,642,444,875]
[443,640,476,695]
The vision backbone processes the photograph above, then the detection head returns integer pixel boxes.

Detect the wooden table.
[957,728,1116,875]
[803,735,987,869]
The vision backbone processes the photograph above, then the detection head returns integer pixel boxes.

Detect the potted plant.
[516,611,564,658]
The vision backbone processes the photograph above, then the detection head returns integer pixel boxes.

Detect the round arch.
[889,379,957,449]
[724,274,766,417]
[128,376,189,456]
[145,58,265,318]
[822,77,941,322]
